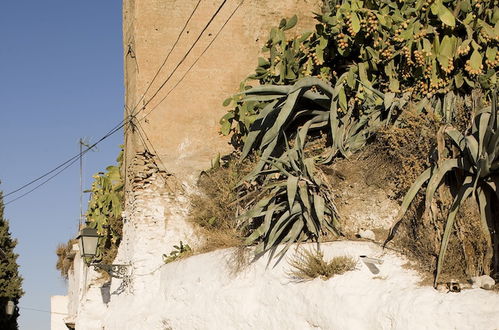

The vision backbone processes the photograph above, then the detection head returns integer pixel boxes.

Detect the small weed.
[288,248,357,281]
[163,241,192,264]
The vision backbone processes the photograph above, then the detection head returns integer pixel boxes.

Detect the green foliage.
[0,190,23,329]
[288,248,357,281]
[386,91,499,286]
[163,241,192,264]
[235,76,405,259]
[222,0,499,143]
[237,77,402,175]
[85,149,124,263]
[240,140,341,260]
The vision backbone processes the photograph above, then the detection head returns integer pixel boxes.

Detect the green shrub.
[163,241,192,264]
[222,0,499,144]
[84,149,124,265]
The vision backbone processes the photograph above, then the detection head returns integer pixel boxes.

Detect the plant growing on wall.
[222,0,499,144]
[0,190,23,330]
[85,149,124,264]
[240,142,340,260]
[234,76,405,259]
[386,92,499,285]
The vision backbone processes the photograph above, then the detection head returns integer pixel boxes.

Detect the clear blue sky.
[0,1,123,329]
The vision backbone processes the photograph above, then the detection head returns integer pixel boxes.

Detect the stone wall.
[123,0,324,180]
[58,2,325,328]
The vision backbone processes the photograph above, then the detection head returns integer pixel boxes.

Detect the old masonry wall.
[62,1,324,329]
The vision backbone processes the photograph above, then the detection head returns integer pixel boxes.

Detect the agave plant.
[239,140,340,262]
[386,92,499,285]
[238,77,396,176]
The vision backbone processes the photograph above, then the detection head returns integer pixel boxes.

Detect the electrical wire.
[129,0,202,116]
[4,156,81,205]
[3,0,233,204]
[2,121,125,200]
[133,0,228,116]
[19,306,69,316]
[141,0,243,121]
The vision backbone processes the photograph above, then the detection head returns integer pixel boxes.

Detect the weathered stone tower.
[62,2,324,328]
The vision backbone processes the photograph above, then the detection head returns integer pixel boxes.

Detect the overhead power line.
[129,0,202,117]
[131,0,228,117]
[3,121,125,202]
[3,0,236,205]
[142,0,244,121]
[19,306,68,316]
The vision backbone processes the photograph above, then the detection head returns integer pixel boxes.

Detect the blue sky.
[0,1,123,329]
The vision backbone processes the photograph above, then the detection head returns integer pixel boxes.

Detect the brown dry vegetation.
[287,248,356,281]
[189,154,256,253]
[190,106,491,283]
[318,107,488,282]
[56,239,76,279]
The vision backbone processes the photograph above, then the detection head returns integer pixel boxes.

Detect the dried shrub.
[189,155,255,252]
[371,108,438,197]
[288,248,356,281]
[55,239,76,279]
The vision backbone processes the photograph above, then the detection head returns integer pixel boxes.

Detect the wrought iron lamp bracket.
[91,263,131,279]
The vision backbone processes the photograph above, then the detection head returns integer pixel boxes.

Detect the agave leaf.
[287,175,299,209]
[241,100,279,159]
[435,176,475,286]
[386,167,432,243]
[424,159,460,214]
[239,85,291,96]
[271,219,304,263]
[464,135,480,164]
[260,90,301,148]
[245,203,280,244]
[289,76,334,96]
[313,193,325,227]
[242,95,286,102]
[477,110,492,155]
[476,186,494,274]
[445,127,467,152]
[266,204,302,251]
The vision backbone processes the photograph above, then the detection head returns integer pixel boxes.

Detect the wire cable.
[141,0,243,121]
[19,306,69,316]
[4,156,81,205]
[134,0,228,116]
[129,0,202,116]
[3,121,125,200]
[2,0,231,204]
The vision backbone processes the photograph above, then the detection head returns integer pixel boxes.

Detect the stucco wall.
[50,296,68,330]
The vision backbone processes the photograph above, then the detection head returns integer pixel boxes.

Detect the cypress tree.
[0,189,24,329]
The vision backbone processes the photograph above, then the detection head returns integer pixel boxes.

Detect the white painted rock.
[358,229,376,240]
[471,275,496,290]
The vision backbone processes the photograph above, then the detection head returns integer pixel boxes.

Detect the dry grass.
[370,108,438,197]
[368,107,488,282]
[56,239,76,279]
[288,248,357,281]
[189,154,256,253]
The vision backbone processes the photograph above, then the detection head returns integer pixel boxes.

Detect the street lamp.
[76,227,130,279]
[76,227,100,258]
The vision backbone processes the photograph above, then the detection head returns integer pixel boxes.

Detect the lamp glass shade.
[6,300,14,316]
[77,227,99,258]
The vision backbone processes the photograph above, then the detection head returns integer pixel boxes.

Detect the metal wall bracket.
[91,263,131,279]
